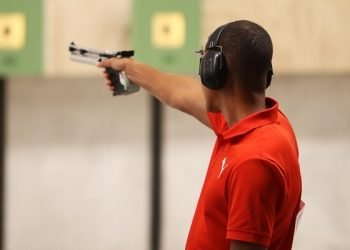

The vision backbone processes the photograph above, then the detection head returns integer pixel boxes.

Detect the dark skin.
[230,241,267,250]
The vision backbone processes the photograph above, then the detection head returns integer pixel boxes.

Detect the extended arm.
[98,58,210,127]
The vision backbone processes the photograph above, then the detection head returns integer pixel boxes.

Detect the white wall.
[6,76,350,250]
[44,0,350,76]
[202,0,350,74]
[6,78,150,250]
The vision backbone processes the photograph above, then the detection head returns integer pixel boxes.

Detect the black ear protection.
[199,24,229,90]
[199,23,274,90]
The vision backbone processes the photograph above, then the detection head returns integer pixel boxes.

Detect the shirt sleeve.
[207,112,228,135]
[226,158,285,247]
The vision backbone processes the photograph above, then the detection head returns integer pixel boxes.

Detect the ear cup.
[199,49,226,89]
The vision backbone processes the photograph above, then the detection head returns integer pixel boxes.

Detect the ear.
[266,64,273,89]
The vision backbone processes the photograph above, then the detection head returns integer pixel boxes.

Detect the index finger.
[97,58,113,68]
[97,57,130,71]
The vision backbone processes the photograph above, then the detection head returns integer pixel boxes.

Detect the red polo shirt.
[185,98,302,250]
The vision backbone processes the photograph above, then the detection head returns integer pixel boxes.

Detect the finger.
[98,57,130,71]
[103,72,110,80]
[104,80,114,92]
[106,80,112,87]
[97,58,112,68]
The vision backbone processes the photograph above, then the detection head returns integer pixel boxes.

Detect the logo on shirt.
[218,157,228,178]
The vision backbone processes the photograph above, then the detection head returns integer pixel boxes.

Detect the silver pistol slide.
[69,42,140,96]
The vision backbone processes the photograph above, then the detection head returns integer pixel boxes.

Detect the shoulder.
[224,157,286,208]
[227,158,285,189]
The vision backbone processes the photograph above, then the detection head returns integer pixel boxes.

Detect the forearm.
[124,60,199,110]
[230,241,267,250]
[99,57,210,127]
[122,59,211,126]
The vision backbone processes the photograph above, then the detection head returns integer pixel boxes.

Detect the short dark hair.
[211,20,273,92]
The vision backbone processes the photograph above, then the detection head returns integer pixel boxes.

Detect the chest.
[201,142,236,215]
[201,137,262,216]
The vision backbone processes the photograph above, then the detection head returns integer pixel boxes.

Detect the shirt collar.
[220,97,279,140]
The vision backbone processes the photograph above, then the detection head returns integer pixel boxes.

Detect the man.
[98,20,303,250]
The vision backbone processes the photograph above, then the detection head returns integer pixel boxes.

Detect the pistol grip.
[106,67,123,96]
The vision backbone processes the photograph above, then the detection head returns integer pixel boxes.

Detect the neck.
[219,88,266,127]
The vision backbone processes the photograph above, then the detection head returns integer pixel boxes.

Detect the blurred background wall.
[3,0,350,249]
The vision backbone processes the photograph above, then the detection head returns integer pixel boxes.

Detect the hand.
[97,57,132,93]
[101,68,114,93]
[230,240,267,250]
